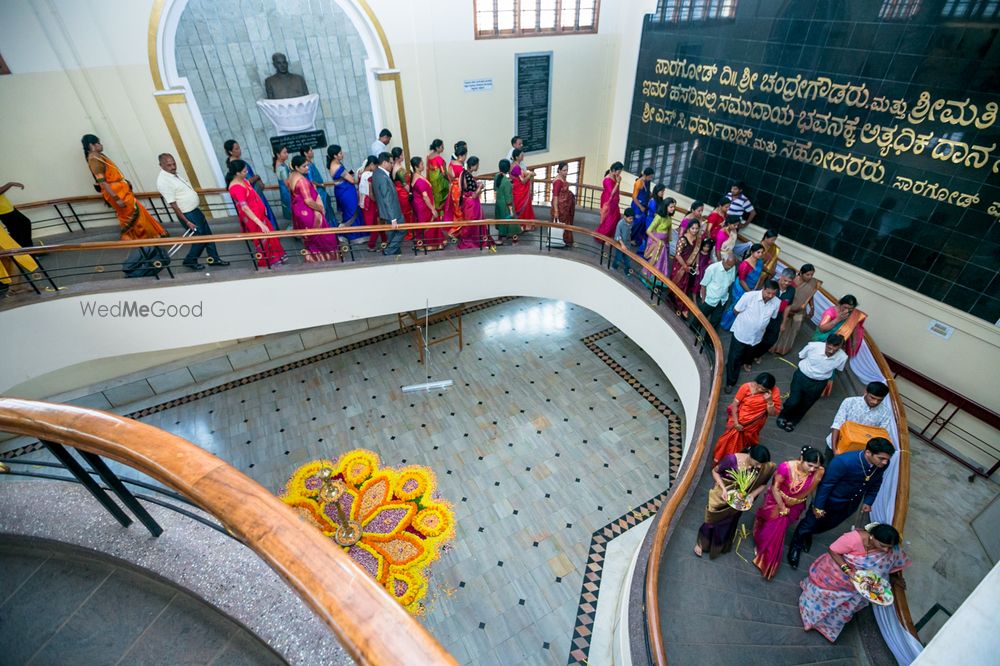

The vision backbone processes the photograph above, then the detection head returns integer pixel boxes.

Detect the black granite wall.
[625,0,1000,322]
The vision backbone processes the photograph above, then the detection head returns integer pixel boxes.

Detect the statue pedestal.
[255,94,320,135]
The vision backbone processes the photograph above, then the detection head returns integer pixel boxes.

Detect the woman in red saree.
[82,134,167,241]
[550,162,575,247]
[594,162,623,242]
[752,447,824,579]
[670,219,702,317]
[457,157,494,250]
[410,157,447,251]
[357,156,383,251]
[226,159,284,267]
[443,141,467,234]
[510,148,535,232]
[712,373,781,463]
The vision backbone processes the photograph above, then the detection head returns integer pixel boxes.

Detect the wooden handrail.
[814,283,918,638]
[0,397,458,666]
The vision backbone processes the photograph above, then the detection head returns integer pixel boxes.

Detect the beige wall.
[366,0,645,182]
[742,223,1000,412]
[0,0,172,204]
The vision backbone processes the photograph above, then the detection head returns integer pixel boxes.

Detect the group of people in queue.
[72,130,577,272]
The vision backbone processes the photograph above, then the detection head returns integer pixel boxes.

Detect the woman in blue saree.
[719,243,766,330]
[224,139,278,230]
[326,144,366,242]
[632,184,665,255]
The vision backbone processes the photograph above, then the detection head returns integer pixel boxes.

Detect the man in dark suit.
[372,152,406,256]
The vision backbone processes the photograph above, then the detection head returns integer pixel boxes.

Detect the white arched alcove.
[154,0,389,186]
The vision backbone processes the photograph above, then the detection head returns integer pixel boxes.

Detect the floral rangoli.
[279,450,456,614]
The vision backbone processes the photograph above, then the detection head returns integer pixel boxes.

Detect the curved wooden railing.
[816,284,918,638]
[0,397,458,666]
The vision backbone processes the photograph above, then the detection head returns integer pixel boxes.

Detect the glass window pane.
[498,10,515,30]
[498,0,515,11]
[521,7,538,30]
[477,10,496,32]
[578,8,594,26]
[540,0,557,10]
[540,9,556,28]
[561,7,577,27]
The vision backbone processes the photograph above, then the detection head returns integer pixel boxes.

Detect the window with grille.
[627,141,694,192]
[878,0,922,19]
[475,1,599,39]
[653,0,737,23]
[941,0,1000,18]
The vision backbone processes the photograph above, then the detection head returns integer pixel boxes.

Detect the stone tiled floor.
[14,297,682,665]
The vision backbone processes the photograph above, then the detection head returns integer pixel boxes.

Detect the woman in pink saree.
[288,155,341,262]
[457,157,494,250]
[800,523,910,642]
[594,162,624,243]
[752,447,823,580]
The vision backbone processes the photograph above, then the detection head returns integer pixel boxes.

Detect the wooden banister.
[0,397,458,666]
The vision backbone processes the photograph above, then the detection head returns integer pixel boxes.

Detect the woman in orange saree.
[83,134,167,241]
[712,373,782,463]
[443,141,467,237]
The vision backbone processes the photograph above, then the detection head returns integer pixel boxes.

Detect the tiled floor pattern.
[9,297,683,665]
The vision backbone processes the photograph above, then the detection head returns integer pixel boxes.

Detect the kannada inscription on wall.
[637,59,998,213]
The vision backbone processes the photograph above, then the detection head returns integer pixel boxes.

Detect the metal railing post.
[79,451,164,537]
[42,440,132,528]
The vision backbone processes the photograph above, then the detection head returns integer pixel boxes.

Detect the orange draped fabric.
[712,383,782,462]
[87,154,167,241]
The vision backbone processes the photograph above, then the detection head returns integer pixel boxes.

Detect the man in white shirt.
[725,279,780,392]
[825,381,892,462]
[155,153,229,270]
[370,128,392,157]
[698,253,738,331]
[776,335,848,432]
[506,135,523,160]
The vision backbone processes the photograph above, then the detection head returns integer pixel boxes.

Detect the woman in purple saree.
[457,156,494,250]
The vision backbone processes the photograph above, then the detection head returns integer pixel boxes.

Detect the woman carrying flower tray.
[694,445,774,559]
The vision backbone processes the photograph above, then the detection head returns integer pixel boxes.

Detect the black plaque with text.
[269,130,327,154]
[625,3,1000,322]
[515,53,551,153]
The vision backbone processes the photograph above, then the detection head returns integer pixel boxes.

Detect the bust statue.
[264,53,309,99]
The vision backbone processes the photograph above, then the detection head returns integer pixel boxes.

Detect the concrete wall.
[0,255,705,448]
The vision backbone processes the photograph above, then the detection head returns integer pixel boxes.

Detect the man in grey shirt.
[372,152,406,255]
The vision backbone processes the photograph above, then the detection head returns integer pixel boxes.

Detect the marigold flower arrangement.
[280,449,456,614]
